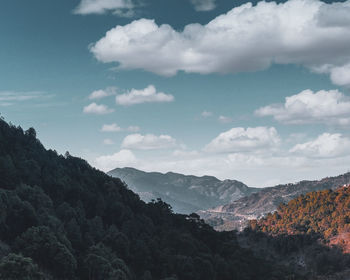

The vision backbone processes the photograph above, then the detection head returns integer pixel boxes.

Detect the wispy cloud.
[201,111,213,118]
[103,138,115,145]
[190,0,216,11]
[121,133,177,150]
[127,126,140,132]
[0,91,53,106]
[73,0,134,16]
[101,123,140,132]
[218,115,233,123]
[89,87,117,100]
[83,103,114,114]
[101,123,122,132]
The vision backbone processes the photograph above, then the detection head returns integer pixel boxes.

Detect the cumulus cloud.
[101,123,122,132]
[89,87,117,100]
[95,149,136,171]
[329,64,350,87]
[290,133,350,158]
[83,103,114,114]
[256,89,350,125]
[121,133,177,150]
[116,85,174,106]
[73,0,134,16]
[90,0,350,84]
[190,0,216,11]
[205,127,280,153]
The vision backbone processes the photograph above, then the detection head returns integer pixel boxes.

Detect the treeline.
[0,118,298,279]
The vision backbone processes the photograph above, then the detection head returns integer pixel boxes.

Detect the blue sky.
[1,0,350,186]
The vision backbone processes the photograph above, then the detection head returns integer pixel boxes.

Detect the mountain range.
[108,167,260,213]
[109,167,350,232]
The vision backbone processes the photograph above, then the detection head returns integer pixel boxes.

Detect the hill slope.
[200,173,350,231]
[251,186,350,252]
[108,167,259,213]
[241,187,350,278]
[0,118,294,279]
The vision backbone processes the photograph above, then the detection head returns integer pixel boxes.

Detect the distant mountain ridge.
[200,172,350,231]
[108,167,260,213]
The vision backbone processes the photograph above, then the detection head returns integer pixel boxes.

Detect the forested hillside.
[0,118,297,279]
[250,186,350,251]
[243,187,350,278]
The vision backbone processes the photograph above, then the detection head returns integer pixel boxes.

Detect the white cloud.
[73,0,133,15]
[116,85,174,106]
[218,115,232,123]
[330,64,350,87]
[190,0,216,11]
[121,133,177,150]
[101,123,122,132]
[127,125,140,132]
[290,133,350,158]
[92,134,350,187]
[89,87,117,100]
[83,103,114,114]
[256,89,350,125]
[93,147,343,187]
[90,0,350,83]
[95,149,136,171]
[103,138,115,145]
[205,127,280,153]
[201,111,213,118]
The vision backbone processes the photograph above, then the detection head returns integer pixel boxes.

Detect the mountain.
[0,118,297,279]
[108,167,260,214]
[200,173,350,231]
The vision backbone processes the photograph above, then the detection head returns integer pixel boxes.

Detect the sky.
[1,0,350,187]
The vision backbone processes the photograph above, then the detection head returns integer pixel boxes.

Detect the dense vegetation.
[246,187,350,277]
[0,118,298,279]
[250,187,350,242]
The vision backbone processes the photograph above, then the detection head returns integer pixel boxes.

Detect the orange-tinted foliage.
[250,186,350,248]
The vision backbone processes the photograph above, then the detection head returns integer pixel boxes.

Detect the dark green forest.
[0,118,299,279]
